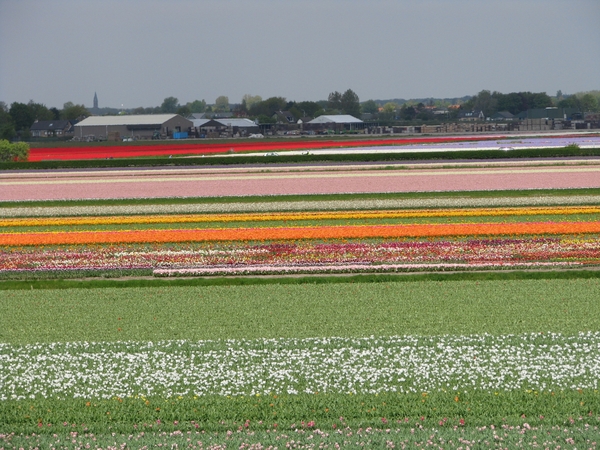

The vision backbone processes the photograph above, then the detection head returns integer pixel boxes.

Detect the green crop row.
[2,278,600,344]
[3,421,600,448]
[2,391,599,434]
[0,265,598,285]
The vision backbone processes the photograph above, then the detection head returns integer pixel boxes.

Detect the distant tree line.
[360,90,600,124]
[0,100,90,140]
[2,88,598,140]
[460,90,555,117]
[461,90,599,118]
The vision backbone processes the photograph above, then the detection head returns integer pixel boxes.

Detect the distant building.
[93,92,98,109]
[272,111,296,124]
[191,118,259,137]
[516,108,581,120]
[189,112,234,120]
[458,110,485,121]
[73,114,193,140]
[306,114,364,132]
[297,116,314,125]
[490,111,515,121]
[30,120,75,138]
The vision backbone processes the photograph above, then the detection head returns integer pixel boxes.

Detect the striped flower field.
[3,181,600,447]
[3,200,600,276]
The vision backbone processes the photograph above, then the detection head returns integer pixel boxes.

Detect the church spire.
[93,92,98,109]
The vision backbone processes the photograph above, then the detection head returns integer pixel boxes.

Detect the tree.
[242,94,262,110]
[187,99,207,113]
[340,89,361,118]
[472,90,498,117]
[0,102,16,140]
[256,114,276,124]
[9,102,35,132]
[416,108,434,121]
[580,93,599,112]
[377,102,397,124]
[558,96,581,110]
[296,101,323,118]
[0,123,16,141]
[327,91,342,112]
[288,106,303,121]
[61,102,90,120]
[214,96,229,112]
[160,97,179,114]
[495,92,523,115]
[49,107,60,120]
[531,92,553,109]
[382,102,397,114]
[236,99,248,116]
[27,101,54,122]
[248,97,287,117]
[0,139,29,161]
[399,104,417,121]
[361,100,379,115]
[176,105,191,117]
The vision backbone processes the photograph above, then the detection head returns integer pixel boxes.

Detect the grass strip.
[0,268,154,281]
[1,269,600,290]
[1,276,600,343]
[2,391,599,434]
[3,423,600,448]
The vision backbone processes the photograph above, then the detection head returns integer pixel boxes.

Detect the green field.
[2,278,600,343]
[2,276,600,438]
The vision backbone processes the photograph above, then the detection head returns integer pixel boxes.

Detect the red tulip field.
[28,136,495,161]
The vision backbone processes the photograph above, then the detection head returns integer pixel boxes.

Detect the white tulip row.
[1,332,599,401]
[3,195,600,217]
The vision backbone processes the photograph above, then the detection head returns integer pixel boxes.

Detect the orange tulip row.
[1,221,597,246]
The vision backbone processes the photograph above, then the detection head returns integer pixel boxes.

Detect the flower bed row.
[2,237,599,273]
[5,194,600,218]
[153,261,582,276]
[28,136,493,161]
[3,205,600,228]
[3,333,600,400]
[2,221,600,246]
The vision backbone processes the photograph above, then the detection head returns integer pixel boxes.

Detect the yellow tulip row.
[2,205,600,228]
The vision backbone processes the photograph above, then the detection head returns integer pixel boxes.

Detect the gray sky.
[1,0,599,109]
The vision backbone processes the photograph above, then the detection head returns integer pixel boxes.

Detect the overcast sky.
[1,0,599,110]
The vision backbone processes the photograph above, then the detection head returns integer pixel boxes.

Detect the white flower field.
[2,333,600,401]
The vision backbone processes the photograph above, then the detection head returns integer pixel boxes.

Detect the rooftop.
[308,115,363,124]
[76,114,182,126]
